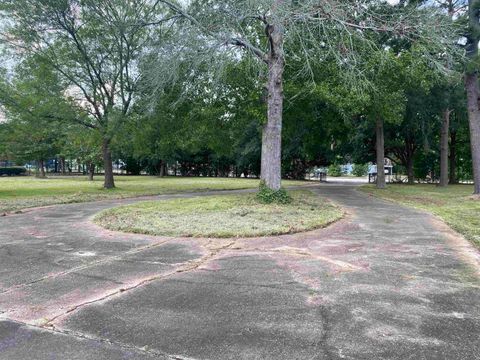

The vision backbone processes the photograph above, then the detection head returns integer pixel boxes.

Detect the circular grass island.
[94,190,343,238]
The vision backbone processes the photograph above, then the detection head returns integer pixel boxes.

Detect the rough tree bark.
[260,16,284,191]
[449,130,457,184]
[465,73,480,194]
[439,109,451,187]
[102,138,115,189]
[376,118,386,189]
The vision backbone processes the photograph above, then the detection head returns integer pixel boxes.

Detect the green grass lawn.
[94,190,343,238]
[0,176,310,213]
[360,184,480,248]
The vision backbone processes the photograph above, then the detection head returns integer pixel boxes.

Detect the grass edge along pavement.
[0,176,311,214]
[94,190,344,238]
[360,184,480,248]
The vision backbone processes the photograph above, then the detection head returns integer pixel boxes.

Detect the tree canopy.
[0,0,477,194]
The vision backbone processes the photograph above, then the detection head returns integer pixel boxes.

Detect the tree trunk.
[40,160,46,178]
[439,109,451,187]
[36,160,46,178]
[159,160,166,177]
[261,22,284,191]
[449,130,457,184]
[60,157,66,174]
[102,138,115,189]
[407,157,414,184]
[87,162,95,181]
[376,118,386,189]
[465,73,480,194]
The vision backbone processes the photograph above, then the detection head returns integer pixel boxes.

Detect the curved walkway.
[0,184,478,359]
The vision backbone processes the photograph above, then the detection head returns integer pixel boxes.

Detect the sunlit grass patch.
[94,190,343,238]
[0,176,310,213]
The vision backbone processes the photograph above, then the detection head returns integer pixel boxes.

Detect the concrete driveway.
[0,185,479,359]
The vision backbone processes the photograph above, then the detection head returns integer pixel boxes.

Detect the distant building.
[340,160,394,176]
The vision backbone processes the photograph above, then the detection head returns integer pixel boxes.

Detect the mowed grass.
[0,176,310,213]
[361,184,480,248]
[94,190,343,238]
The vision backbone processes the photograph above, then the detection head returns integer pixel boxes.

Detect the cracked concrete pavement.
[0,184,479,359]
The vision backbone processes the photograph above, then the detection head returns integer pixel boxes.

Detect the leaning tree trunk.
[439,109,451,187]
[465,73,480,194]
[102,138,115,189]
[375,118,386,189]
[449,130,457,184]
[261,23,284,191]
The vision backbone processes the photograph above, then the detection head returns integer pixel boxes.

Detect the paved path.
[0,184,479,360]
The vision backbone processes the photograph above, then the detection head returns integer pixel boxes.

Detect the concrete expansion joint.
[2,185,479,359]
[0,239,171,295]
[169,355,201,360]
[221,244,364,273]
[37,240,239,328]
[4,318,191,359]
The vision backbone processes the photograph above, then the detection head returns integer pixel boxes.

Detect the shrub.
[352,163,368,177]
[327,164,342,177]
[0,167,27,176]
[256,181,292,204]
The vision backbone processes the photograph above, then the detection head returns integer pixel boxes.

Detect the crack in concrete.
[314,305,334,359]
[40,240,238,327]
[0,239,171,295]
[267,246,364,272]
[207,245,365,273]
[167,278,299,290]
[2,318,195,360]
[2,185,479,359]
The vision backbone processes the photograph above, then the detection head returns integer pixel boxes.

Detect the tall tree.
[148,0,455,190]
[0,0,162,188]
[436,0,467,187]
[363,51,407,188]
[465,0,480,194]
[0,56,74,176]
[361,0,460,188]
